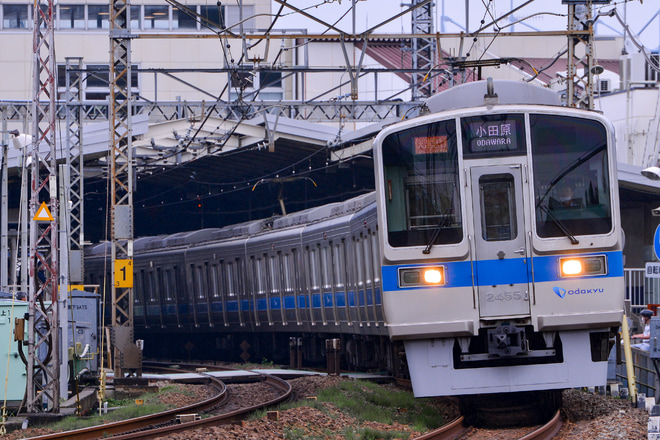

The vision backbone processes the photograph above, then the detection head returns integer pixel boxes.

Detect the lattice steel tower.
[566,2,596,109]
[410,0,436,100]
[110,0,141,377]
[27,0,60,413]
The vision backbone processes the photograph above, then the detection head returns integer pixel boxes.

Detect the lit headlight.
[559,255,607,277]
[399,266,446,287]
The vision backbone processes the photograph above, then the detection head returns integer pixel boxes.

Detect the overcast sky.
[272,1,660,50]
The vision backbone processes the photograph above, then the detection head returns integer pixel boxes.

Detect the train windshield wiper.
[539,204,579,245]
[422,208,452,254]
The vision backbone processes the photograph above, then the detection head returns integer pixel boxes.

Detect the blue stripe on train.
[381,251,623,292]
[150,289,382,316]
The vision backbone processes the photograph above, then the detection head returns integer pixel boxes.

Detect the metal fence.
[625,268,660,313]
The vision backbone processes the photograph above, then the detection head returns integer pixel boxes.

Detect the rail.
[411,409,562,439]
[25,364,292,440]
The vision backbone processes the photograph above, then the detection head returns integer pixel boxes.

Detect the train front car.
[373,79,623,401]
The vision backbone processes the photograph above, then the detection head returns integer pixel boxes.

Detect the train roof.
[424,79,561,113]
[85,192,376,255]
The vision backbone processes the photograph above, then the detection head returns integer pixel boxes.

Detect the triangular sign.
[33,202,54,221]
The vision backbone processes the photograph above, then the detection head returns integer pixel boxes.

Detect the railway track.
[413,409,563,440]
[25,365,292,440]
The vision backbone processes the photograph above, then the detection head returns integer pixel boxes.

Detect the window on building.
[229,68,284,101]
[88,5,109,29]
[59,5,84,29]
[130,5,140,30]
[199,4,223,29]
[144,5,169,30]
[173,5,197,30]
[3,4,28,29]
[57,63,139,101]
[224,5,254,31]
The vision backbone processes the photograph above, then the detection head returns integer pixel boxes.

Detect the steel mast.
[27,0,60,413]
[566,1,596,109]
[109,0,141,378]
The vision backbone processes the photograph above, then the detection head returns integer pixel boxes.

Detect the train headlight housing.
[399,266,446,288]
[559,255,607,277]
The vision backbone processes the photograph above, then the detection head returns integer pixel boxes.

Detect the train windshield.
[531,114,612,238]
[381,119,462,247]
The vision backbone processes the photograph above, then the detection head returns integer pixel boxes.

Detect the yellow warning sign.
[114,259,133,288]
[33,202,54,221]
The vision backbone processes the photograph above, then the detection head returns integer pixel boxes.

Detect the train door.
[470,165,530,318]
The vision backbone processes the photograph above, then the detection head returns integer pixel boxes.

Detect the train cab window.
[381,119,462,247]
[479,174,517,241]
[530,114,612,238]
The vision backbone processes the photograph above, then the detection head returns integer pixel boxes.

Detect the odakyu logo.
[553,287,566,298]
[553,286,604,298]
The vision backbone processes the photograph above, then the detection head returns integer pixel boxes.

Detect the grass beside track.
[254,378,448,440]
[36,386,184,432]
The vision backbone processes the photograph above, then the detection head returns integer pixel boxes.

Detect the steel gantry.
[27,0,60,413]
[109,0,141,378]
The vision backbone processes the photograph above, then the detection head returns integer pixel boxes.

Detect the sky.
[271,0,660,51]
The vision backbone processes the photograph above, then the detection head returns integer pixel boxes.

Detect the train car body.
[372,79,624,397]
[85,192,388,369]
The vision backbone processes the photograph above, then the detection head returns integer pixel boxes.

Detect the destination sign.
[468,120,520,153]
[414,135,448,155]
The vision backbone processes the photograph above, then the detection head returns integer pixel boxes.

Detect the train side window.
[198,264,207,300]
[479,174,517,241]
[271,254,281,294]
[135,270,144,305]
[147,270,157,302]
[308,246,320,291]
[164,269,174,301]
[253,256,267,295]
[226,262,235,297]
[363,233,373,288]
[235,258,245,297]
[370,231,381,286]
[333,241,345,288]
[210,264,220,299]
[282,252,294,293]
[190,264,199,299]
[354,237,365,287]
[174,265,186,301]
[321,244,332,290]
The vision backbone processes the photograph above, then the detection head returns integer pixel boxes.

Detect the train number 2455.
[486,291,528,302]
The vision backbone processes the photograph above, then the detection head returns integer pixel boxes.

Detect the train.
[372,78,624,415]
[85,78,624,420]
[84,191,394,372]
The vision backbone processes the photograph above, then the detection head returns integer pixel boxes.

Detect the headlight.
[559,255,607,277]
[399,266,446,287]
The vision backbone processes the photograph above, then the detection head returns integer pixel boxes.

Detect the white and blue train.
[85,192,392,370]
[373,79,624,403]
[86,79,624,412]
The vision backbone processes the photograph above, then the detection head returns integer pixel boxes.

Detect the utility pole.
[109,0,141,378]
[27,0,60,413]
